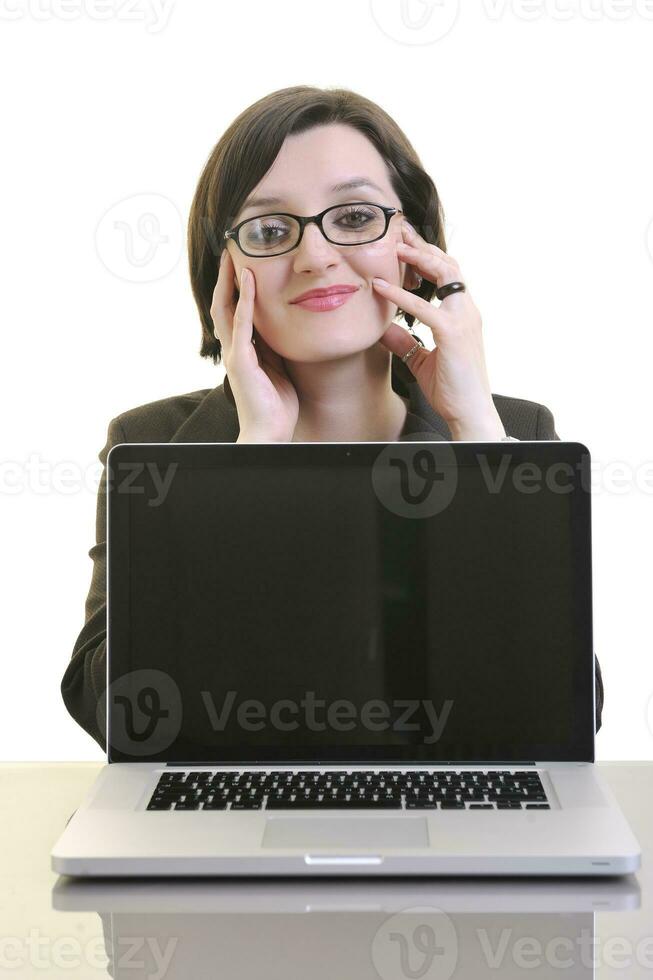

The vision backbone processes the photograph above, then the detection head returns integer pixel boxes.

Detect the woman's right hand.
[211,249,300,442]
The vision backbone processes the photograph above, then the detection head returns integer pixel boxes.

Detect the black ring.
[435,281,466,301]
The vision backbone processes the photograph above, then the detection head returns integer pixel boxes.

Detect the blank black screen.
[107,442,594,763]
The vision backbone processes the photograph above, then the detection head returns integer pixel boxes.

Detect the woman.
[61,85,603,749]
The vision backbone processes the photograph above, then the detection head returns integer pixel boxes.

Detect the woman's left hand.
[373,220,506,440]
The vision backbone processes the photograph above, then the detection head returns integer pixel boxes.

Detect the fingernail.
[241,269,249,287]
[372,277,389,288]
[220,250,226,266]
[403,219,415,233]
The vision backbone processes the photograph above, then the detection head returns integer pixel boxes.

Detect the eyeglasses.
[223,202,403,258]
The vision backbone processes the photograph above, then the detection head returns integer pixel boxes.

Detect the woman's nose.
[293,222,340,267]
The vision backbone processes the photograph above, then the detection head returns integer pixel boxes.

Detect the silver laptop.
[51,439,641,876]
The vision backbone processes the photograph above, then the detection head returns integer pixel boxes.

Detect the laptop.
[52,876,640,978]
[51,439,641,876]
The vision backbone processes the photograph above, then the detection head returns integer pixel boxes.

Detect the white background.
[1,0,651,761]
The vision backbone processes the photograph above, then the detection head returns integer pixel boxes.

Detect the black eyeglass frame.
[223,202,404,258]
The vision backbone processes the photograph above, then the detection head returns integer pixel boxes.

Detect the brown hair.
[187,85,447,365]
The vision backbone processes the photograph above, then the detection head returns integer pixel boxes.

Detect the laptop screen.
[107,441,594,764]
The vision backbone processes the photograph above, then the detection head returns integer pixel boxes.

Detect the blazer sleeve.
[60,416,128,751]
[536,404,604,733]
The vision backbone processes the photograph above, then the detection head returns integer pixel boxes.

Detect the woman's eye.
[337,207,374,227]
[247,221,288,244]
[259,223,285,240]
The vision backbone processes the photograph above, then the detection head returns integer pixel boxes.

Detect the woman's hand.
[211,250,300,442]
[373,221,506,440]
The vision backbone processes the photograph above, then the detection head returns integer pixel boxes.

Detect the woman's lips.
[292,291,357,312]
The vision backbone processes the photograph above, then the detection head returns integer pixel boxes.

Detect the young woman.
[61,85,603,748]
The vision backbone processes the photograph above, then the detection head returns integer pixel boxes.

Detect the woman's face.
[225,122,417,362]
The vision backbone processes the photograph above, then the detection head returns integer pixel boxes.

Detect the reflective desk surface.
[1,761,651,978]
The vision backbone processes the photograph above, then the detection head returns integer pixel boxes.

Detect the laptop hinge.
[164,760,538,767]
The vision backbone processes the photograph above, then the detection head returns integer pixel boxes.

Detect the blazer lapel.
[168,382,239,443]
[392,354,451,441]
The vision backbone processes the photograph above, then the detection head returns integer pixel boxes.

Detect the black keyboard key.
[469,804,494,809]
[265,798,402,810]
[526,803,550,809]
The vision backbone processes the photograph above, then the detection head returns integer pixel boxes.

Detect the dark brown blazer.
[61,353,604,750]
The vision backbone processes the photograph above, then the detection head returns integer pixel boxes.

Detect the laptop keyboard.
[146,769,550,811]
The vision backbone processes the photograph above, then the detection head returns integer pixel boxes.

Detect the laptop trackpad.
[263,815,429,849]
